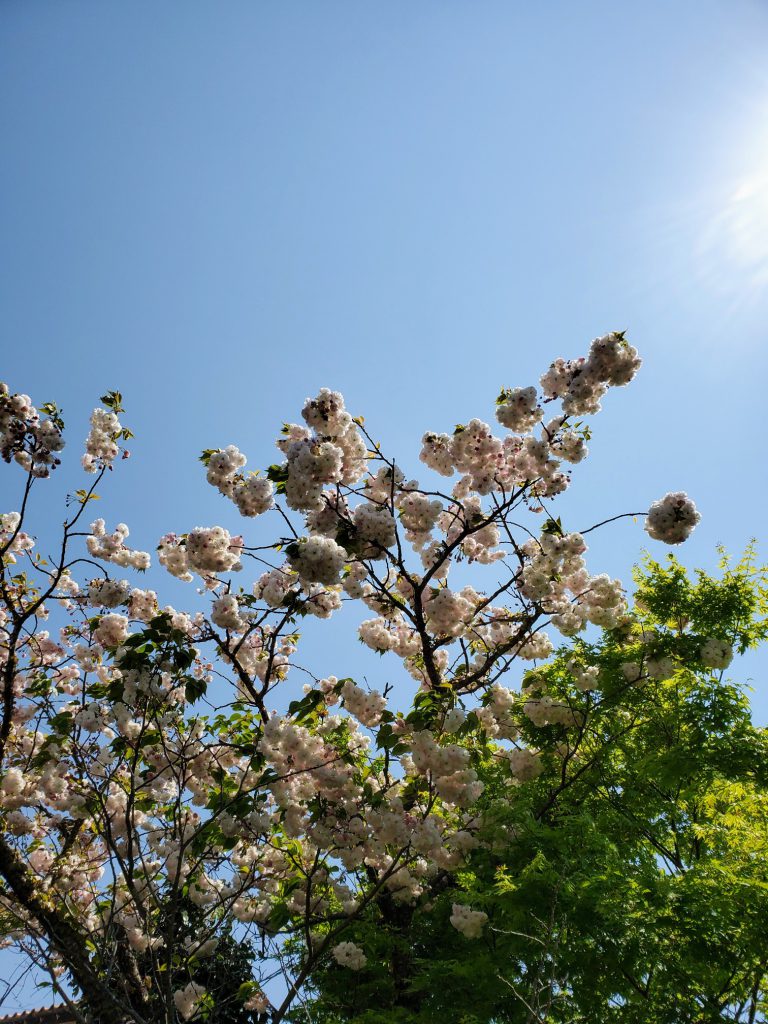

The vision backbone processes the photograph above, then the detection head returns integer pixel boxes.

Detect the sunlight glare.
[697,122,768,302]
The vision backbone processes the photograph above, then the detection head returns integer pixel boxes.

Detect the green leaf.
[199,448,219,466]
[185,677,208,703]
[99,390,124,413]
[266,902,291,934]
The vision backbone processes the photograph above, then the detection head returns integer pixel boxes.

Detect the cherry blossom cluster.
[82,407,122,473]
[0,511,34,563]
[540,331,641,415]
[87,519,151,571]
[243,990,270,1014]
[519,531,627,635]
[211,592,247,632]
[274,388,368,511]
[127,587,159,621]
[173,982,207,1020]
[88,577,131,608]
[286,535,347,586]
[507,746,544,781]
[475,685,515,738]
[495,385,543,432]
[567,660,601,691]
[331,941,367,969]
[0,382,65,477]
[645,491,701,544]
[206,444,247,493]
[523,693,580,728]
[404,730,484,808]
[700,636,733,670]
[158,527,243,581]
[205,444,275,517]
[340,679,387,728]
[449,903,488,939]
[92,612,129,648]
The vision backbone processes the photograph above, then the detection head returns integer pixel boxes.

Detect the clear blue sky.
[2,0,768,1009]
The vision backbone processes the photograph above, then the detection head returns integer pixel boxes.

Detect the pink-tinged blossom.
[331,941,367,969]
[495,386,543,433]
[450,903,488,939]
[700,637,733,670]
[287,535,347,586]
[82,407,121,473]
[645,492,701,544]
[87,519,151,571]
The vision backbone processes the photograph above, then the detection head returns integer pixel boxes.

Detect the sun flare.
[702,172,768,285]
[696,115,768,304]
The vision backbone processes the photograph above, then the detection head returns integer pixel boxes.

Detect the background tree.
[295,550,768,1024]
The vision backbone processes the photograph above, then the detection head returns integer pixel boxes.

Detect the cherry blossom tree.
[0,333,703,1023]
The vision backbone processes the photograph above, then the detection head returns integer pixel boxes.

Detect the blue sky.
[2,0,768,1009]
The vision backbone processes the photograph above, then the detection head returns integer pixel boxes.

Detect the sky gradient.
[2,0,768,1010]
